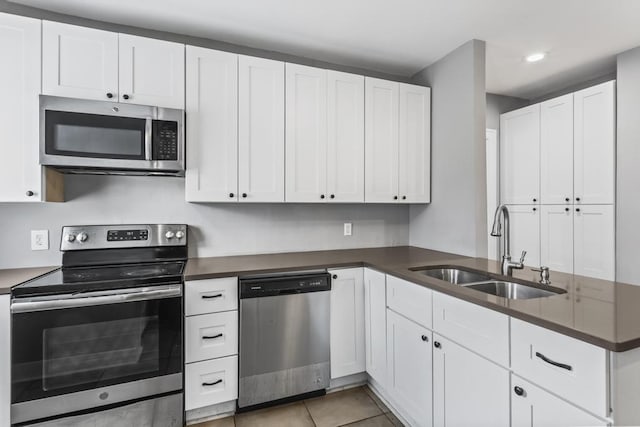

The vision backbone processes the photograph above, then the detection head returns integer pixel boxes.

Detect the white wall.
[616,47,640,285]
[409,40,487,258]
[0,175,409,268]
[486,93,529,131]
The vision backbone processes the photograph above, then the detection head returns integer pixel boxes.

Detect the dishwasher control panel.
[239,272,331,298]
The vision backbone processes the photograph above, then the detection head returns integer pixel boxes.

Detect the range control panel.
[60,224,187,251]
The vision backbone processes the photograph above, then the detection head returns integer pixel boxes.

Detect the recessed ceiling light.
[525,52,546,63]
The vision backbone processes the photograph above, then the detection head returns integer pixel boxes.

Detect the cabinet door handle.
[26,190,34,197]
[202,333,223,340]
[535,351,573,371]
[242,193,248,198]
[565,207,570,212]
[576,208,581,213]
[332,274,338,280]
[229,193,235,198]
[421,335,428,342]
[393,195,398,200]
[330,194,335,199]
[106,92,114,99]
[402,196,407,200]
[202,379,223,386]
[514,386,525,396]
[434,341,441,349]
[202,294,223,299]
[565,197,570,202]
[123,94,130,100]
[533,198,537,202]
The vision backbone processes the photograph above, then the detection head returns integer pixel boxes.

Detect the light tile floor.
[191,386,404,427]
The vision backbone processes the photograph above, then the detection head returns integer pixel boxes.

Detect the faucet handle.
[519,250,527,264]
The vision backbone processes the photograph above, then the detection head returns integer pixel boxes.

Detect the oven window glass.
[45,110,146,160]
[11,297,182,403]
[42,316,160,391]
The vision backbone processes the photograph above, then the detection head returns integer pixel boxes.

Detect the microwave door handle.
[144,118,153,161]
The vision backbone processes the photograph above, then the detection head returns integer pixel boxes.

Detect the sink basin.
[464,281,560,300]
[411,267,492,285]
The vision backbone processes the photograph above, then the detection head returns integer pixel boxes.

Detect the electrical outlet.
[343,223,352,236]
[31,230,49,251]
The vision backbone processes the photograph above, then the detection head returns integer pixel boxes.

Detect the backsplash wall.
[0,175,410,269]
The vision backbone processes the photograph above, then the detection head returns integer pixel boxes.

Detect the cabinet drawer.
[386,275,432,328]
[433,292,509,367]
[186,311,238,363]
[185,355,238,411]
[511,319,608,417]
[185,277,238,316]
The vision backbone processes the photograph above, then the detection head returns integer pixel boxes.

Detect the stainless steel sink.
[412,267,492,285]
[464,281,559,300]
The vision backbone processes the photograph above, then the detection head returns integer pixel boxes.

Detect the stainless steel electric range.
[10,224,187,427]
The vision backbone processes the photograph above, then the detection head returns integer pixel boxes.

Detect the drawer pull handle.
[202,333,223,340]
[202,294,223,299]
[202,379,223,386]
[535,351,572,371]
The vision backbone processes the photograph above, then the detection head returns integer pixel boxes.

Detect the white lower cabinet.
[432,334,510,427]
[329,267,365,379]
[364,268,387,386]
[511,376,607,427]
[386,309,432,427]
[185,277,239,412]
[185,355,239,411]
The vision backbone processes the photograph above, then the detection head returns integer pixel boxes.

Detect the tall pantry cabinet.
[500,81,615,280]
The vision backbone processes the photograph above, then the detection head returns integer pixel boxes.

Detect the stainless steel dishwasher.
[238,270,331,409]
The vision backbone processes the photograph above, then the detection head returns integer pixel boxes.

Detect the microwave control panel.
[152,120,179,161]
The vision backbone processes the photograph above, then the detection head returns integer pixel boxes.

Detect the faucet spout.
[490,204,524,276]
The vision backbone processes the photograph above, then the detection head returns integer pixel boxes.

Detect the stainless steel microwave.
[40,96,185,176]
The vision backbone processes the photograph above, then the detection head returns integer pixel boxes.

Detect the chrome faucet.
[490,204,526,276]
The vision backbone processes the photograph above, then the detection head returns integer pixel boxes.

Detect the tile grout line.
[337,413,391,427]
[301,399,318,427]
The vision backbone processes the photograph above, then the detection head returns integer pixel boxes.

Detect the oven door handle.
[11,284,182,313]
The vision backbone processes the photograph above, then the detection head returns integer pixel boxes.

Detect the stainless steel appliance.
[238,271,331,409]
[39,96,185,176]
[10,224,187,426]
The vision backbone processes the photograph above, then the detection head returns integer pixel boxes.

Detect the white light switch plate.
[343,223,352,236]
[31,230,49,251]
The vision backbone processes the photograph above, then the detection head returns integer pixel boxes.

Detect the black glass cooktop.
[12,262,185,297]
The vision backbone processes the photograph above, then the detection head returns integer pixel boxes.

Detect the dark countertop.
[2,246,638,352]
[185,246,640,352]
[0,266,59,295]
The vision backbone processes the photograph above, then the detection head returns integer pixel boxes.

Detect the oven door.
[10,284,183,425]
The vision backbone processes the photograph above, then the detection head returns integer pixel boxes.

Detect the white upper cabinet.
[185,47,238,202]
[540,94,573,205]
[398,83,431,203]
[43,22,185,108]
[574,204,615,280]
[238,56,285,202]
[365,77,399,202]
[327,71,365,203]
[118,34,185,109]
[329,268,365,379]
[0,13,62,203]
[42,21,119,102]
[540,205,574,274]
[574,81,615,205]
[509,205,541,267]
[285,64,328,202]
[501,104,540,205]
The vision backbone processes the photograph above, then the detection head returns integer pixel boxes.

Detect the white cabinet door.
[0,13,46,202]
[500,104,540,205]
[285,64,327,202]
[574,205,615,280]
[433,334,510,427]
[238,56,285,202]
[398,83,430,203]
[327,70,364,203]
[540,205,574,274]
[512,376,607,427]
[329,268,365,379]
[386,310,432,427]
[0,294,9,427]
[42,21,119,101]
[364,268,387,387]
[185,47,238,202]
[540,94,573,205]
[365,77,399,203]
[574,81,615,205]
[118,34,185,108]
[508,205,541,268]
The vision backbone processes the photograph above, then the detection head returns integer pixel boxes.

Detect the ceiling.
[9,0,640,99]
